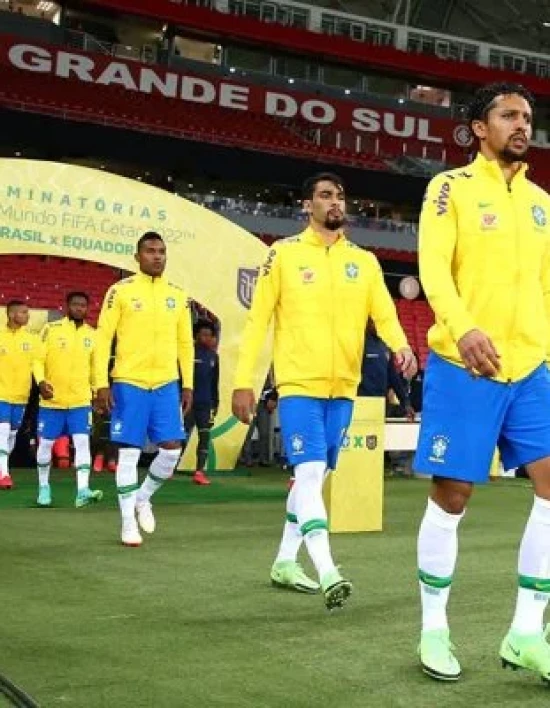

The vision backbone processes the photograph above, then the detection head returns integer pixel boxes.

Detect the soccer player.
[232,172,415,609]
[33,292,103,508]
[0,300,39,489]
[183,319,219,486]
[414,82,550,682]
[94,232,194,547]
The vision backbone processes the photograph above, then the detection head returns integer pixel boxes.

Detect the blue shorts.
[0,401,26,429]
[38,406,91,440]
[110,381,185,448]
[414,353,550,483]
[279,396,353,469]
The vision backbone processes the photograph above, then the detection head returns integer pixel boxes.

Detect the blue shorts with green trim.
[414,353,550,483]
[110,381,185,448]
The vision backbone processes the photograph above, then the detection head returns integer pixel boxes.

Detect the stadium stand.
[0,66,393,170]
[0,255,120,323]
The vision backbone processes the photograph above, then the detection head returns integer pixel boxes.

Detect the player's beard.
[499,138,528,164]
[324,214,345,231]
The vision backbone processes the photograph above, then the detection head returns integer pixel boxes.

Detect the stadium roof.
[319,0,550,54]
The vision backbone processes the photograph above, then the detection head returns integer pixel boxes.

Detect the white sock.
[8,430,17,455]
[0,421,10,477]
[137,448,180,504]
[116,447,141,522]
[275,483,303,563]
[36,438,55,487]
[418,498,464,631]
[73,433,91,492]
[511,496,550,635]
[294,460,336,580]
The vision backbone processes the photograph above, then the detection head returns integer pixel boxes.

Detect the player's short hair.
[6,299,26,313]
[193,319,216,338]
[466,82,535,127]
[66,291,89,305]
[136,231,164,252]
[302,172,345,201]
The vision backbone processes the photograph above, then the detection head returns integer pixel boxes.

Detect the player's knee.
[526,458,550,498]
[431,477,472,514]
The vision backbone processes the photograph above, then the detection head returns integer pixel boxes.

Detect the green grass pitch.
[1,470,548,707]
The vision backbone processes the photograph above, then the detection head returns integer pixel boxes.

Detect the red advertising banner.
[0,36,474,148]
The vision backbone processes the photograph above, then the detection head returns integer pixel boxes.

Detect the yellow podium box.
[323,397,385,533]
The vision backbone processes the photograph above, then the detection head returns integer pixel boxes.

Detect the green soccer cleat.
[37,484,52,507]
[75,488,104,508]
[418,628,461,681]
[270,560,320,594]
[500,627,550,683]
[320,568,352,610]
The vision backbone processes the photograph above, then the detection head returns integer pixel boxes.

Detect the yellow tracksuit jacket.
[234,227,408,399]
[420,152,550,382]
[94,272,194,391]
[33,318,95,409]
[0,326,39,404]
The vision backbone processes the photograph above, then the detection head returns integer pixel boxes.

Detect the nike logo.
[478,202,492,208]
[508,643,521,658]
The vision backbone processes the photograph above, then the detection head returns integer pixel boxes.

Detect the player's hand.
[266,398,277,414]
[457,329,500,377]
[232,389,256,424]
[394,347,417,378]
[38,380,54,400]
[182,388,193,416]
[94,387,114,414]
[405,404,416,422]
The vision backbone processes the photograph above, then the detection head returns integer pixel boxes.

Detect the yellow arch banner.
[0,158,270,470]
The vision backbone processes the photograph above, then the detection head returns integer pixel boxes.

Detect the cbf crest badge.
[532,205,547,228]
[345,262,359,280]
[166,297,176,310]
[290,434,304,455]
[429,435,450,464]
[237,268,259,309]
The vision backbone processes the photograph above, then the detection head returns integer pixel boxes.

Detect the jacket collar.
[2,325,26,335]
[136,271,166,284]
[471,152,528,185]
[60,316,87,330]
[301,225,346,247]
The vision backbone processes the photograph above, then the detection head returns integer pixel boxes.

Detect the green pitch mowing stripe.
[0,469,288,510]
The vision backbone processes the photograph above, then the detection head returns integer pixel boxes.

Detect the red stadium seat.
[0,67,398,172]
[393,297,435,368]
[0,255,120,326]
